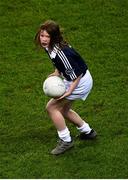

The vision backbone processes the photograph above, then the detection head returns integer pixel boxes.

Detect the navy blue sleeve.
[60,46,88,80]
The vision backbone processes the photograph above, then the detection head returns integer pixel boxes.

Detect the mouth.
[41,43,48,48]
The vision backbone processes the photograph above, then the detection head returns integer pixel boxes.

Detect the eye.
[46,35,50,38]
[40,34,44,38]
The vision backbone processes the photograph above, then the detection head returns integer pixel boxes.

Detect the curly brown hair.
[35,20,68,49]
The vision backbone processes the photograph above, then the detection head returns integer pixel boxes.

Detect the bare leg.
[46,98,73,154]
[64,109,84,127]
[61,102,92,135]
[46,98,67,131]
[60,100,84,127]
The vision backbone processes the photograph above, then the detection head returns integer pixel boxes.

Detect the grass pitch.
[0,0,128,178]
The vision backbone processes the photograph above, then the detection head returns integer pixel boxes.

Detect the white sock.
[77,121,92,134]
[57,127,72,142]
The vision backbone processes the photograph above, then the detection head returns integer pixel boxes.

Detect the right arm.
[48,68,60,77]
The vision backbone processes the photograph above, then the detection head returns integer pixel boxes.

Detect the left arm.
[57,74,82,100]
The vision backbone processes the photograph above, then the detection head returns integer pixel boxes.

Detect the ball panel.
[43,76,66,97]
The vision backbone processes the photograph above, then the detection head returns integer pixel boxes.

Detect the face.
[40,30,51,49]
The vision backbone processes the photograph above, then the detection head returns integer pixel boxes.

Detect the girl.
[35,20,97,155]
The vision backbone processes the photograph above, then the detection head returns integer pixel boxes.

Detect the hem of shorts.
[65,96,86,101]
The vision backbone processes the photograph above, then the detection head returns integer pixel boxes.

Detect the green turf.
[0,0,128,178]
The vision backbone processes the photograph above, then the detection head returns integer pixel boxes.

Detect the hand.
[55,91,71,100]
[48,73,59,77]
[48,69,60,77]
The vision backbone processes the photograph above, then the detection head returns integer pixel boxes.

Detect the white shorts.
[64,70,93,101]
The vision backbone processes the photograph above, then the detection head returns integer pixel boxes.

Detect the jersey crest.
[65,68,74,75]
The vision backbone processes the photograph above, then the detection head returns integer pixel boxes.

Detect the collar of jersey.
[46,45,60,59]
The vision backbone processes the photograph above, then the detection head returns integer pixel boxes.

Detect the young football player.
[35,20,97,155]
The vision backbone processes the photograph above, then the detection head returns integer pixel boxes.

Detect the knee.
[46,100,57,114]
[46,101,52,113]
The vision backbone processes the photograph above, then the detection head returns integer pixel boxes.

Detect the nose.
[40,36,47,43]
